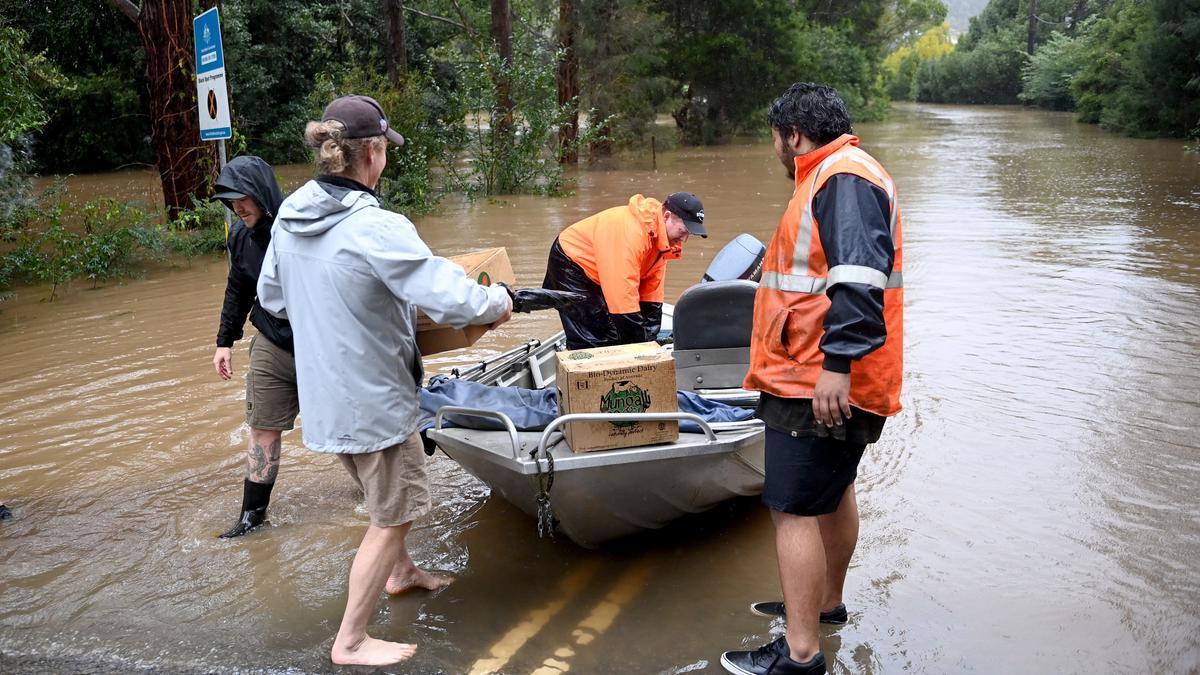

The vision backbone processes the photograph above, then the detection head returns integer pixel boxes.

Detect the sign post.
[193,7,232,240]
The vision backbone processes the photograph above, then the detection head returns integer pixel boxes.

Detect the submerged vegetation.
[0,190,226,299]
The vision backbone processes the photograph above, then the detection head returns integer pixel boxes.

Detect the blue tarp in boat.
[419,376,754,434]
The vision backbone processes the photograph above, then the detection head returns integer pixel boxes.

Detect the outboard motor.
[702,233,765,283]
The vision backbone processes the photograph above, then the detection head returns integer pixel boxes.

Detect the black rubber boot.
[220,507,267,538]
[0,504,12,520]
[218,479,273,538]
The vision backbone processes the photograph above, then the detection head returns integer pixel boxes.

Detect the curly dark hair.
[767,83,852,146]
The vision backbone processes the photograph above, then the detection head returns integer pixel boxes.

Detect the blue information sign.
[193,8,231,140]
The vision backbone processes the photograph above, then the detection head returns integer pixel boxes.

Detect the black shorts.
[762,427,866,516]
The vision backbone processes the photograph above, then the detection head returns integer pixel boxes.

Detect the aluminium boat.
[427,275,767,548]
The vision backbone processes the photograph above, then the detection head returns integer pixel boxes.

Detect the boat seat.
[672,280,757,391]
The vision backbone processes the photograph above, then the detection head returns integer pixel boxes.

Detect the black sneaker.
[720,637,827,675]
[749,602,849,625]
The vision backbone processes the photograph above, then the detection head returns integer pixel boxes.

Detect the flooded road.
[2,104,1199,674]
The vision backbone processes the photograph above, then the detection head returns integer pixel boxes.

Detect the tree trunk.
[587,0,618,160]
[490,0,514,135]
[384,0,408,85]
[556,0,579,164]
[1026,0,1039,55]
[109,0,218,220]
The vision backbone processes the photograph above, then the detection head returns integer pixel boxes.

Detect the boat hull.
[430,427,764,547]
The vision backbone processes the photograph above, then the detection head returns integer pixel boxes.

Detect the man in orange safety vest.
[720,83,905,675]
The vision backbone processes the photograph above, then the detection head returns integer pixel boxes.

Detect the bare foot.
[330,635,417,666]
[385,567,454,595]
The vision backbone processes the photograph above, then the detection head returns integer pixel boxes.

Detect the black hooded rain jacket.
[214,156,293,353]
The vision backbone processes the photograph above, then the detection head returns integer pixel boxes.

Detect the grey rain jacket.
[214,156,292,352]
[258,179,509,454]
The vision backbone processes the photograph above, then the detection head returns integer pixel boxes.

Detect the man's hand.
[213,347,233,380]
[489,296,514,329]
[812,369,852,427]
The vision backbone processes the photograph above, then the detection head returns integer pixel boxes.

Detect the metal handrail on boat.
[536,412,719,457]
[447,337,544,382]
[434,407,522,459]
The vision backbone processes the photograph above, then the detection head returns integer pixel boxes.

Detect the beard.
[782,151,797,180]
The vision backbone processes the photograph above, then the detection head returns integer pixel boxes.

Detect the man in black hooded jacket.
[210,155,295,538]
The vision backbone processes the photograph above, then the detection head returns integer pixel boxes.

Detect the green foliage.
[792,21,892,122]
[1019,26,1089,110]
[1071,0,1200,138]
[36,70,151,172]
[442,36,579,195]
[0,197,152,297]
[220,0,345,164]
[0,26,64,144]
[660,0,813,141]
[306,62,467,212]
[159,201,229,259]
[883,23,955,100]
[916,22,1028,103]
[1,0,149,173]
[0,195,228,298]
[577,0,675,154]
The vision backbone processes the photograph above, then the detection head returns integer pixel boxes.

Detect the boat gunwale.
[428,422,763,476]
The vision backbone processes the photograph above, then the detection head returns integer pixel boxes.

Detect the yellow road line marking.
[468,559,601,675]
[528,555,660,675]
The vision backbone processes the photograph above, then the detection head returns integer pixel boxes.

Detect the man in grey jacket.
[258,95,511,667]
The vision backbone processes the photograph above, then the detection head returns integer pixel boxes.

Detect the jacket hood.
[628,194,682,260]
[214,156,285,225]
[274,179,379,237]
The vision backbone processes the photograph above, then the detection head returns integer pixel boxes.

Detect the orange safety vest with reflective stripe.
[743,134,904,416]
[558,195,681,315]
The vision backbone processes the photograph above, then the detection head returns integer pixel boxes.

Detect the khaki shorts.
[245,335,299,431]
[337,433,431,527]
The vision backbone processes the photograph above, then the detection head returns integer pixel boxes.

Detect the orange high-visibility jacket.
[558,195,681,315]
[743,135,904,416]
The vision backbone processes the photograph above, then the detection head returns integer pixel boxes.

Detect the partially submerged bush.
[0,194,228,299]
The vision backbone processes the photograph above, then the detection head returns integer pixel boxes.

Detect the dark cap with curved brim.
[322,95,406,146]
[665,191,707,238]
[212,189,247,201]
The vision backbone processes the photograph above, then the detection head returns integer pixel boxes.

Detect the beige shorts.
[245,335,299,431]
[337,433,431,527]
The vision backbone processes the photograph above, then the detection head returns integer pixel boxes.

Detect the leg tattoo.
[247,436,282,484]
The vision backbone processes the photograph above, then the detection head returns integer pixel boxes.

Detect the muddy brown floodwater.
[2,104,1199,674]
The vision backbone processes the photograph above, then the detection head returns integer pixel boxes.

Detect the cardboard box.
[416,247,516,355]
[555,342,679,453]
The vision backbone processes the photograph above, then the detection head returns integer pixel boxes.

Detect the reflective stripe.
[761,270,904,294]
[761,271,826,294]
[827,264,887,288]
[789,147,899,276]
[790,152,845,277]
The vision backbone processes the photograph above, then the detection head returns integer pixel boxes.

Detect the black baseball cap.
[322,95,405,146]
[665,192,707,238]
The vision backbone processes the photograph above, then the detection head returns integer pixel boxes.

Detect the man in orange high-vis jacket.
[720,83,904,675]
[542,192,708,349]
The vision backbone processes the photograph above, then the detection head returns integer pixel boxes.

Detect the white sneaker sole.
[719,652,757,675]
[719,650,829,675]
[749,602,784,618]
